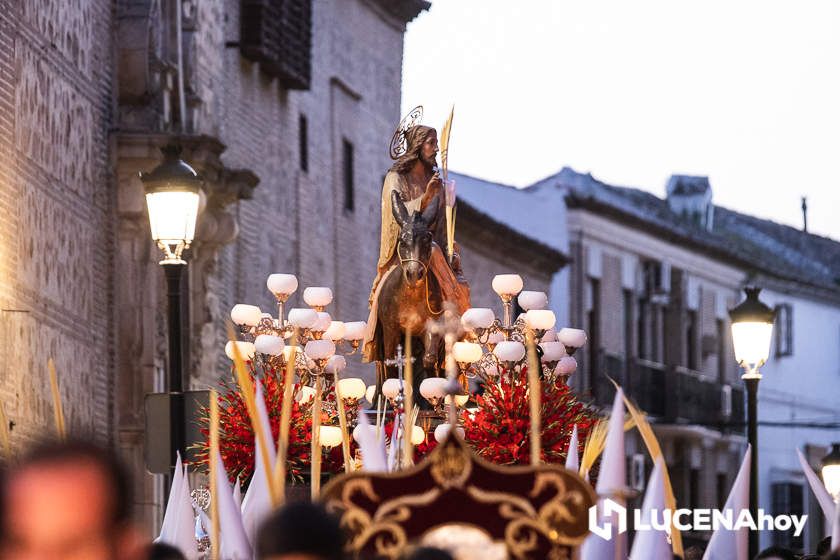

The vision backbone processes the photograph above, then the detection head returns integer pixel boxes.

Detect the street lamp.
[729,286,775,559]
[821,443,840,501]
[140,144,203,472]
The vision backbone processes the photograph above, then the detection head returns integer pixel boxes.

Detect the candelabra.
[226,273,372,480]
[426,274,588,396]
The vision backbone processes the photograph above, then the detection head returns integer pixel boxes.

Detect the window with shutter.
[240,0,312,90]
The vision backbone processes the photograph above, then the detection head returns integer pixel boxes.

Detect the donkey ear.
[391,190,409,227]
[421,193,440,225]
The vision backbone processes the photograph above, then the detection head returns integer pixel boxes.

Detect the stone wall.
[0,0,114,447]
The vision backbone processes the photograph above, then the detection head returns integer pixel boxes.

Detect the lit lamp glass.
[230,304,262,328]
[305,339,336,362]
[411,425,426,446]
[337,378,367,401]
[325,355,347,375]
[343,321,367,341]
[557,328,588,355]
[303,287,333,311]
[445,394,470,407]
[287,308,318,329]
[140,145,203,265]
[822,443,840,501]
[266,273,298,299]
[518,290,548,311]
[491,274,524,297]
[296,385,316,404]
[419,378,447,410]
[352,423,377,443]
[492,274,524,328]
[434,423,465,443]
[319,425,343,449]
[224,341,256,361]
[267,273,298,326]
[311,312,332,335]
[324,321,346,341]
[524,309,556,337]
[382,378,403,404]
[461,308,495,330]
[254,334,284,356]
[453,341,482,362]
[365,385,376,404]
[729,287,775,377]
[493,340,526,367]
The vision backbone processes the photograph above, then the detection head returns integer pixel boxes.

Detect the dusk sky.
[402,1,840,240]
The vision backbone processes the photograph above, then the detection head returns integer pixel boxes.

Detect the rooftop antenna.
[801,196,808,233]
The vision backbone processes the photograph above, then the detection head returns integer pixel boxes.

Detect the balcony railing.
[590,350,744,434]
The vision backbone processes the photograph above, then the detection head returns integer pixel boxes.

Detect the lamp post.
[729,286,775,559]
[140,144,202,473]
[822,443,840,503]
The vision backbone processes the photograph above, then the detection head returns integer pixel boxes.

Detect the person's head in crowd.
[148,541,186,560]
[257,501,345,560]
[684,545,705,560]
[403,546,454,560]
[754,545,798,560]
[818,536,834,555]
[0,439,144,560]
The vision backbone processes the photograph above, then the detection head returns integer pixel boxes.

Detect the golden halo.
[389,105,424,160]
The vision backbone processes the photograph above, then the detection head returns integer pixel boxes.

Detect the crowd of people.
[0,438,835,560]
[0,439,455,560]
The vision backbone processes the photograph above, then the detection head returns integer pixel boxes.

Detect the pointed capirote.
[157,452,184,544]
[797,448,836,526]
[173,463,198,559]
[565,424,579,472]
[581,388,628,560]
[629,458,671,560]
[702,445,751,560]
[214,450,252,559]
[232,475,242,507]
[355,407,387,472]
[241,381,276,547]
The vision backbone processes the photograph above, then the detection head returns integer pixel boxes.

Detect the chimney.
[801,196,808,233]
[666,175,714,230]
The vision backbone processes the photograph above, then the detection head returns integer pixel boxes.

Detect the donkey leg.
[422,329,442,374]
